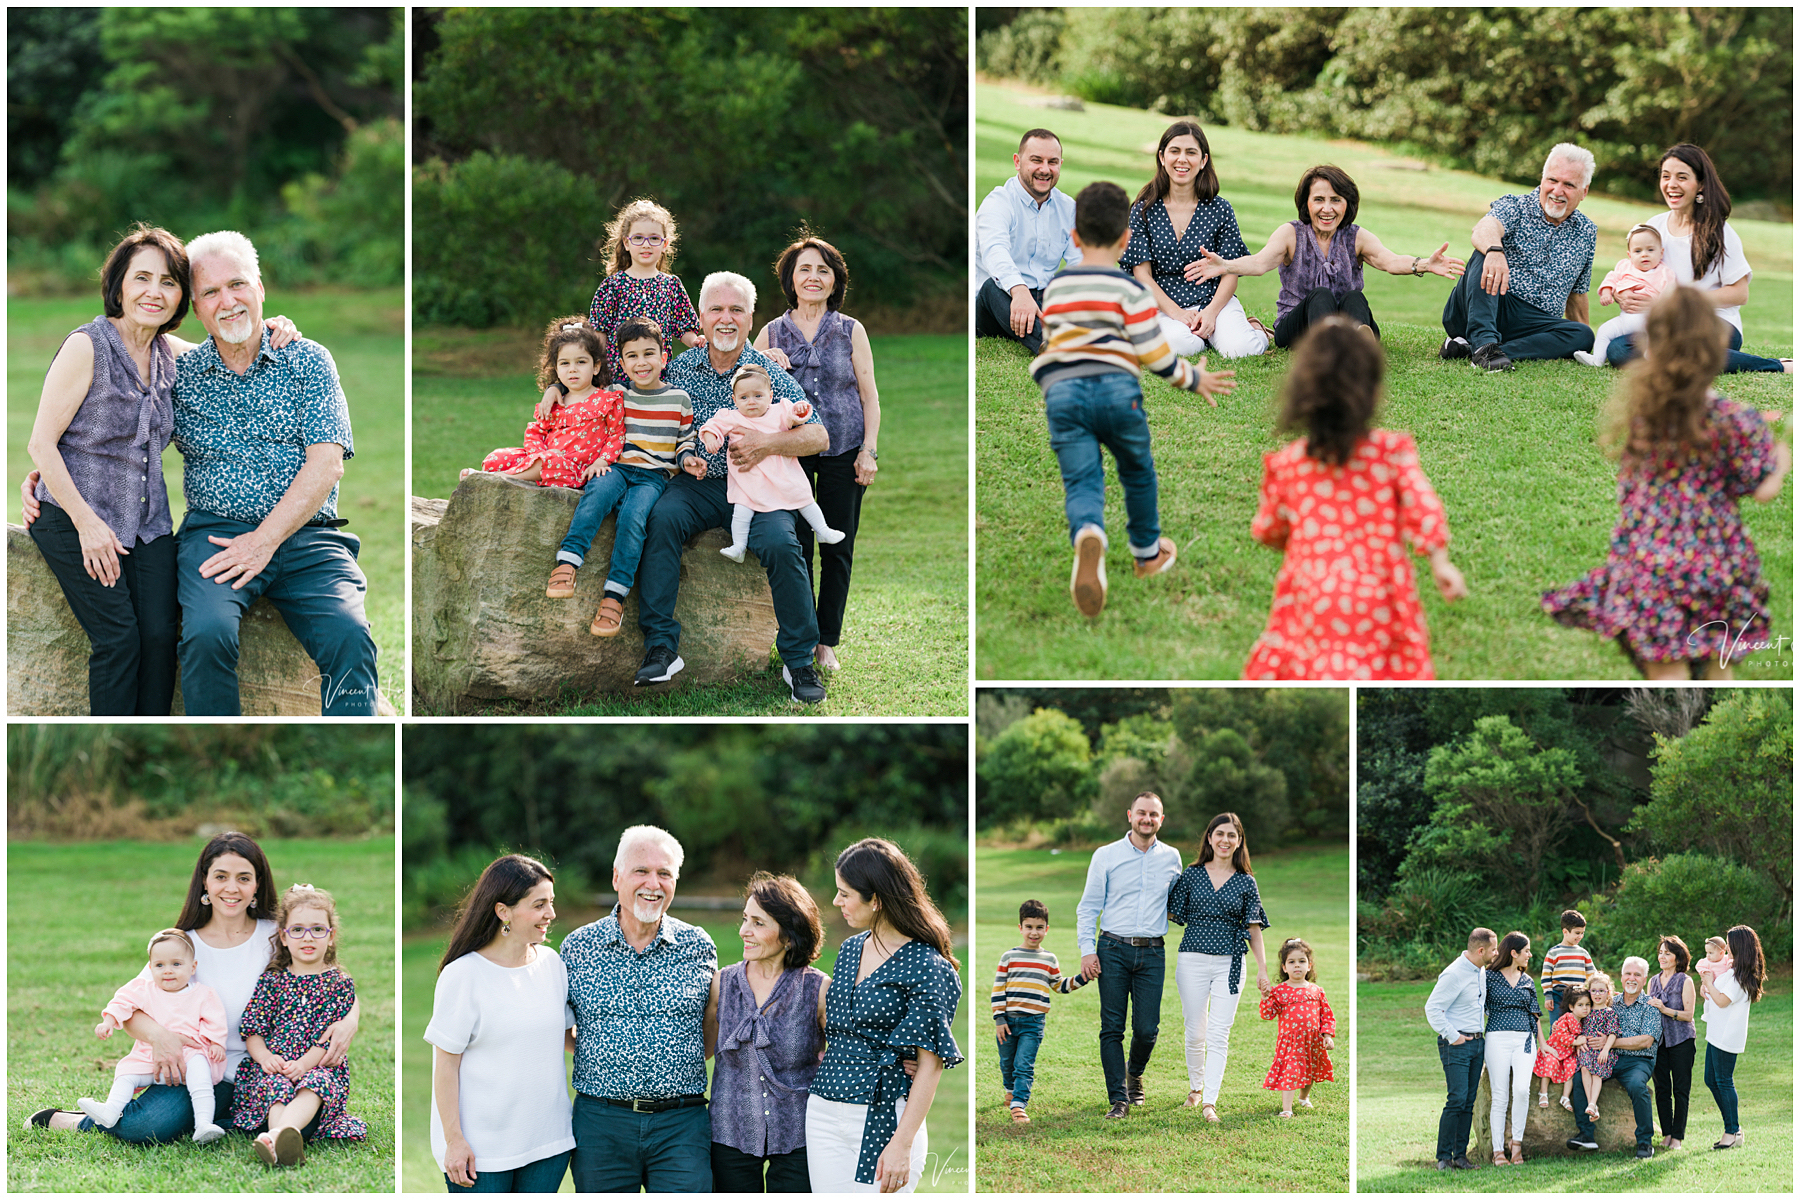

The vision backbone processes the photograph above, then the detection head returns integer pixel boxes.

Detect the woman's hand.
[1184,247,1232,283]
[854,447,879,487]
[443,1131,479,1188]
[75,514,130,586]
[1423,243,1465,279]
[763,346,792,371]
[1616,287,1651,315]
[875,1133,914,1192]
[265,315,302,348]
[319,1009,359,1068]
[1192,305,1219,340]
[1256,968,1272,995]
[147,1025,191,1085]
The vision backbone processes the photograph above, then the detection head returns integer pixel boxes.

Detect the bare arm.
[875,1050,943,1192]
[1565,290,1589,324]
[1471,213,1506,255]
[1357,229,1465,279]
[1752,441,1790,503]
[849,320,882,486]
[195,443,345,589]
[1249,924,1270,993]
[434,1046,479,1187]
[1709,275,1751,309]
[1185,224,1295,281]
[319,996,360,1067]
[25,334,132,585]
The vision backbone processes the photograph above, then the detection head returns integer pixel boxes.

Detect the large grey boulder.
[411,472,779,710]
[7,523,394,716]
[1471,1065,1641,1158]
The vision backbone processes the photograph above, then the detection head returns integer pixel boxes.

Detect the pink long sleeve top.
[698,399,817,511]
[103,975,228,1083]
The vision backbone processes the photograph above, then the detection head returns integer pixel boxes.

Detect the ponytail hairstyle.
[536,315,610,393]
[1658,143,1730,281]
[267,884,341,972]
[1277,937,1317,982]
[1135,120,1220,209]
[439,854,556,974]
[600,198,679,276]
[1601,286,1724,465]
[835,838,960,970]
[1278,316,1382,467]
[1725,924,1765,1003]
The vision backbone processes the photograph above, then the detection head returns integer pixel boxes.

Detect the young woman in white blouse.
[1699,924,1764,1150]
[426,855,575,1193]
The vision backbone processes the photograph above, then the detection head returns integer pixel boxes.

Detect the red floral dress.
[1534,1011,1581,1084]
[588,271,701,384]
[481,387,625,488]
[1260,981,1335,1090]
[1542,394,1776,664]
[1244,429,1450,680]
[230,966,366,1140]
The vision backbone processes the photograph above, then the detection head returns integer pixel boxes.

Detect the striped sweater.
[1542,943,1595,991]
[1029,265,1208,394]
[614,382,696,473]
[991,946,1091,1020]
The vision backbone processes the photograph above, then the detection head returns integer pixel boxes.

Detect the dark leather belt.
[598,1094,707,1114]
[305,516,350,528]
[1438,1031,1485,1042]
[1101,931,1164,948]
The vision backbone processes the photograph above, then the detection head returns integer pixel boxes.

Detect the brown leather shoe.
[546,563,577,599]
[1133,537,1178,578]
[590,596,624,637]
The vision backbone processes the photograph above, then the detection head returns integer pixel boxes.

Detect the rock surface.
[7,523,394,716]
[411,473,779,710]
[1471,1066,1641,1158]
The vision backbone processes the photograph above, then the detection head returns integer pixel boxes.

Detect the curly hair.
[1600,286,1725,465]
[1278,316,1382,466]
[599,198,679,276]
[536,315,610,393]
[267,884,341,972]
[1277,937,1317,982]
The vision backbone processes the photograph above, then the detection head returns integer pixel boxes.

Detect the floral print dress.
[1543,394,1776,663]
[1244,428,1450,680]
[1575,1005,1619,1079]
[588,271,701,384]
[229,966,366,1140]
[480,387,626,488]
[1259,981,1335,1090]
[1534,1011,1582,1084]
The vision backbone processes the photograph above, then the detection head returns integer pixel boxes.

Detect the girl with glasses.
[585,198,705,385]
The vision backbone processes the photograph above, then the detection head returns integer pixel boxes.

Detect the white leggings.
[110,1051,216,1126]
[728,501,832,550]
[1157,295,1268,359]
[1590,311,1648,360]
[1484,1030,1536,1150]
[1175,952,1243,1104]
[805,1094,926,1194]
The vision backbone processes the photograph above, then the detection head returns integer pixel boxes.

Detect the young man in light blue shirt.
[1075,791,1183,1118]
[1424,927,1497,1170]
[975,128,1078,354]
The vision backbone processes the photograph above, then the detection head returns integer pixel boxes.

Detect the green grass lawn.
[401,905,970,1192]
[972,843,1349,1192]
[7,289,406,710]
[8,837,397,1193]
[1356,974,1793,1192]
[411,330,967,716]
[975,82,1792,681]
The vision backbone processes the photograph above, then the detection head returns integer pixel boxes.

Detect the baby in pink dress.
[1574,224,1676,366]
[79,928,228,1142]
[698,363,843,562]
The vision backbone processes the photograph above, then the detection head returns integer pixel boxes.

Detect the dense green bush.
[273,118,405,288]
[977,708,1095,827]
[975,9,1067,87]
[1585,853,1790,967]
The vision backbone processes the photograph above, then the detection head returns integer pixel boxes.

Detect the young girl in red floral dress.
[587,198,704,382]
[1260,937,1335,1116]
[1243,317,1468,680]
[1542,286,1790,678]
[472,317,624,489]
[1535,987,1587,1112]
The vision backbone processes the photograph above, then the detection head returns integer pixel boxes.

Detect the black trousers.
[797,446,866,647]
[710,1141,811,1193]
[28,501,178,715]
[1654,1037,1695,1141]
[975,278,1046,353]
[1272,286,1379,348]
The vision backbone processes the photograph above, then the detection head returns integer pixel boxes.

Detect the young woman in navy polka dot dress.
[807,839,962,1194]
[1122,121,1270,360]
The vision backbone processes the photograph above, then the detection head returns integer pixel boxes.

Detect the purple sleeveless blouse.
[1647,970,1694,1047]
[765,309,864,457]
[1276,220,1364,324]
[710,962,827,1157]
[35,316,175,545]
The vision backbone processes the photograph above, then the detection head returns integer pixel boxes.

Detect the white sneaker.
[1572,350,1603,366]
[719,544,747,563]
[76,1098,120,1129]
[193,1121,227,1144]
[815,526,846,544]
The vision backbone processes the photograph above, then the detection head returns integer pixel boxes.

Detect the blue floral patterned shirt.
[665,344,821,480]
[172,327,354,524]
[1486,191,1597,318]
[560,907,717,1099]
[1612,993,1662,1059]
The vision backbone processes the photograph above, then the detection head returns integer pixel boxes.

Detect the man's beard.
[629,893,667,923]
[214,306,256,344]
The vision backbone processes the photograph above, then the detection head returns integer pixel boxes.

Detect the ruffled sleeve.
[1240,875,1270,930]
[1715,396,1777,498]
[889,948,964,1071]
[1166,868,1192,925]
[1119,201,1152,273]
[1318,988,1336,1039]
[595,389,626,465]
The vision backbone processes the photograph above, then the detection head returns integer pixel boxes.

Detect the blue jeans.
[569,1094,711,1192]
[445,1149,570,1192]
[1442,251,1595,361]
[1704,1043,1739,1135]
[1573,1052,1654,1149]
[556,464,669,595]
[77,1080,236,1145]
[176,511,378,715]
[997,1011,1046,1106]
[1095,938,1164,1104]
[1606,318,1784,373]
[1435,1036,1483,1162]
[1044,372,1162,556]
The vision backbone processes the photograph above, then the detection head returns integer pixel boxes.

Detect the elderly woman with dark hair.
[1645,935,1697,1150]
[753,233,881,674]
[707,873,831,1192]
[1190,165,1465,348]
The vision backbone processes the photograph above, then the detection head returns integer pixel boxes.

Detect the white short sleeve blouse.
[1701,969,1751,1055]
[189,917,277,1081]
[425,945,576,1173]
[1644,211,1752,333]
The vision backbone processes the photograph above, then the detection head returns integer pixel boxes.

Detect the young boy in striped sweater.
[1541,909,1595,1023]
[550,319,698,637]
[992,900,1092,1123]
[1031,180,1237,617]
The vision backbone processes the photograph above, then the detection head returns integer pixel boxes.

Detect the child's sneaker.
[1572,349,1603,367]
[1070,525,1107,617]
[193,1121,226,1144]
[1010,1106,1031,1124]
[719,544,748,563]
[1132,537,1178,578]
[76,1098,119,1129]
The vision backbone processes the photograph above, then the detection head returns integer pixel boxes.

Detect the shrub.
[1584,853,1790,967]
[977,707,1094,827]
[975,9,1066,86]
[1359,867,1495,953]
[274,117,404,288]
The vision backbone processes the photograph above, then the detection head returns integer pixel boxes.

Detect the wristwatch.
[1487,245,1505,254]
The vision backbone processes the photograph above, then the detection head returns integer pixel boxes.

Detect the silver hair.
[613,824,684,877]
[1621,955,1650,977]
[1544,143,1595,189]
[698,270,756,314]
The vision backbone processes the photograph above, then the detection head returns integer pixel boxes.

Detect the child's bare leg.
[1537,1072,1550,1102]
[1582,1071,1600,1117]
[504,461,544,483]
[1702,658,1734,681]
[1280,1088,1295,1114]
[270,1088,323,1133]
[1561,1077,1574,1104]
[1299,1083,1312,1105]
[1642,660,1687,681]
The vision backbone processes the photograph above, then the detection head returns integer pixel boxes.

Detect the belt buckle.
[632,1098,652,1114]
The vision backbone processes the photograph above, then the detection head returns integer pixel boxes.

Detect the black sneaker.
[1439,335,1471,360]
[782,664,826,704]
[633,646,684,686]
[1470,342,1513,372]
[1635,1146,1653,1159]
[1566,1138,1598,1152]
[1104,1101,1129,1120]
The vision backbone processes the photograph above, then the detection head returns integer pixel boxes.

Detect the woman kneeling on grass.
[1541,286,1790,679]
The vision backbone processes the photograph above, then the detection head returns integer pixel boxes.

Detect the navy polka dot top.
[1167,865,1270,993]
[1120,196,1251,311]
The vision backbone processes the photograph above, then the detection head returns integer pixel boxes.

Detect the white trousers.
[1175,952,1243,1104]
[1484,1030,1536,1150]
[1158,295,1268,359]
[805,1094,926,1194]
[1590,310,1648,360]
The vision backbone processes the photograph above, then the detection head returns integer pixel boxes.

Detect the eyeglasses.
[627,234,666,248]
[284,924,332,940]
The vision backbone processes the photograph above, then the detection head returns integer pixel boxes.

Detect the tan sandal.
[1185,1090,1203,1108]
[1509,1140,1524,1165]
[254,1132,278,1166]
[1492,1150,1508,1167]
[590,595,624,637]
[546,563,577,599]
[1202,1103,1219,1124]
[274,1123,305,1165]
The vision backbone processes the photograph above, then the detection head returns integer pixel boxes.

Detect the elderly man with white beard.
[630,271,832,703]
[561,826,720,1192]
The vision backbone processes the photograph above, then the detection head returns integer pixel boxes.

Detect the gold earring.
[502,920,511,936]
